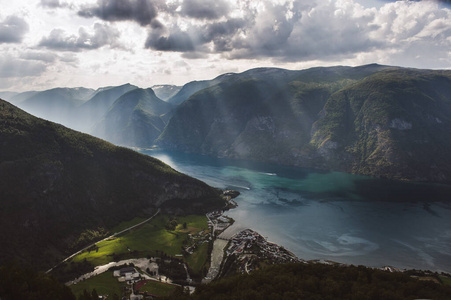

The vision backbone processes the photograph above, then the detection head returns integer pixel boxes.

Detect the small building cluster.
[113,267,142,284]
[225,229,301,274]
[206,210,233,236]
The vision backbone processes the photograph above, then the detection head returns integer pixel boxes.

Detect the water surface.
[142,150,451,273]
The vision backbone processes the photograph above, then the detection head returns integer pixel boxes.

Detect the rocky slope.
[0,99,223,269]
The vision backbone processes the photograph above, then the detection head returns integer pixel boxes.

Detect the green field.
[440,276,451,286]
[110,216,147,233]
[136,280,178,297]
[70,271,123,299]
[185,242,209,275]
[71,215,209,270]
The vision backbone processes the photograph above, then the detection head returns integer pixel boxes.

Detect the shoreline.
[215,194,451,279]
[64,191,451,292]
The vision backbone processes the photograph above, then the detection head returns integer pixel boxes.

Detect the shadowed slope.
[0,99,222,269]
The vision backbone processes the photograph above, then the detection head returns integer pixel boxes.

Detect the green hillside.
[312,69,451,181]
[157,66,451,183]
[0,99,223,270]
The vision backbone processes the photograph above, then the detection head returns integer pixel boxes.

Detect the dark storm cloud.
[78,0,158,26]
[180,0,230,20]
[0,15,29,44]
[145,29,195,51]
[39,23,121,51]
[144,18,247,53]
[144,0,450,67]
[200,18,247,52]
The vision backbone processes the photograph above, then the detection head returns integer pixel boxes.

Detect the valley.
[4,64,451,184]
[1,64,451,299]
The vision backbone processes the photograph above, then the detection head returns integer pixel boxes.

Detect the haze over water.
[143,150,451,273]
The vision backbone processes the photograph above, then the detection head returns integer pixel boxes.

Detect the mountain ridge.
[157,65,451,183]
[92,87,173,147]
[3,64,451,183]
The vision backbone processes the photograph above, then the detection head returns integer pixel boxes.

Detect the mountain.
[157,65,451,183]
[166,73,235,106]
[157,65,384,155]
[93,88,173,147]
[13,87,95,127]
[152,84,182,101]
[0,99,223,269]
[9,90,39,104]
[0,91,18,100]
[71,83,138,132]
[311,68,451,182]
[166,65,387,107]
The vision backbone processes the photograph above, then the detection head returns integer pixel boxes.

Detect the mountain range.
[158,65,451,183]
[0,99,223,269]
[3,64,451,183]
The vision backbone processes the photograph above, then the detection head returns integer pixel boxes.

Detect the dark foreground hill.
[169,263,451,300]
[0,99,223,269]
[158,65,451,183]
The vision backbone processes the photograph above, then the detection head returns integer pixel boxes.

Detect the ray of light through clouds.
[0,0,450,91]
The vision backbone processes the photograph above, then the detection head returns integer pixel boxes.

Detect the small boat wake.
[228,185,251,191]
[259,172,277,176]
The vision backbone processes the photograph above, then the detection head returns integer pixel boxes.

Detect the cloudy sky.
[0,0,450,92]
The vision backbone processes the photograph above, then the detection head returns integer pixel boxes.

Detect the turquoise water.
[142,150,451,273]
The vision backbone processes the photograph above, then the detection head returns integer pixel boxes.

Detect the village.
[219,229,301,276]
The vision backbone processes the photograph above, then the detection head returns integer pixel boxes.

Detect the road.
[46,208,160,273]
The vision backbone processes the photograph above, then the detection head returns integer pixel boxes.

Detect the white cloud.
[39,23,122,51]
[20,51,58,62]
[0,0,450,92]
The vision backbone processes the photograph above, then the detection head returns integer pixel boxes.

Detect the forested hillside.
[0,100,223,269]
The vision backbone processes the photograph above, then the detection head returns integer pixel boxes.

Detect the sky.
[0,0,450,92]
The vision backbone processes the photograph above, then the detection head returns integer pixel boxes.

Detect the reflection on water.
[142,149,451,273]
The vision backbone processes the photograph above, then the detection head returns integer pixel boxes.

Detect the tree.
[112,294,120,300]
[91,289,99,299]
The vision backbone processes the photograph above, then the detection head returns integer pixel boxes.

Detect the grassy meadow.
[136,280,178,297]
[70,271,123,299]
[71,214,210,272]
